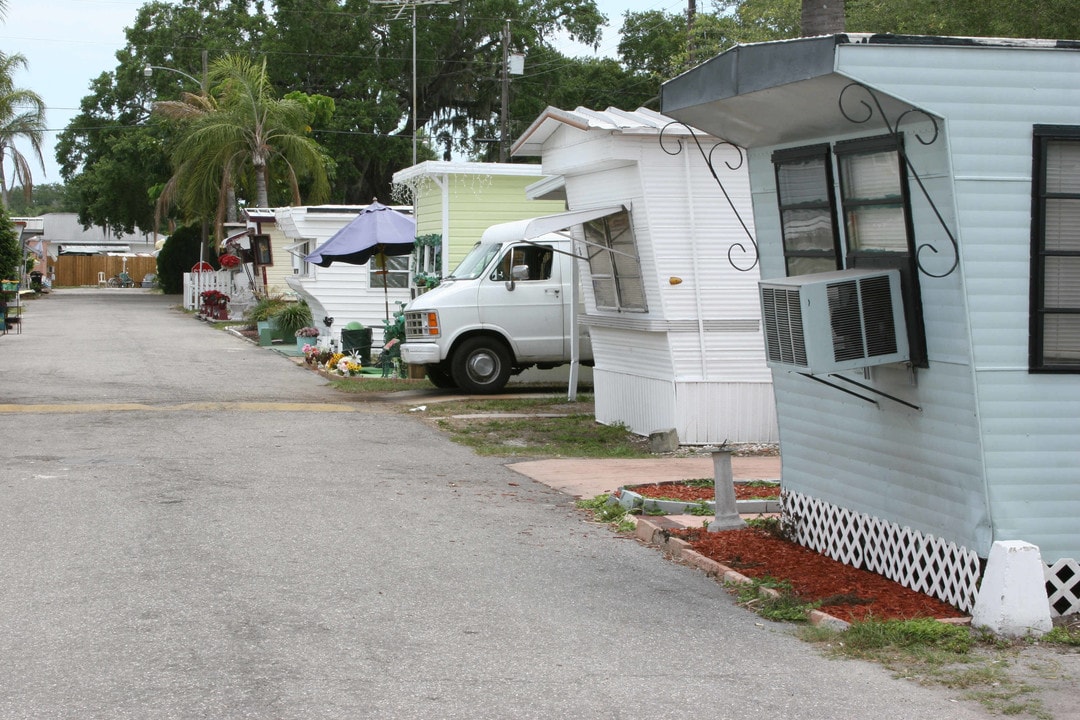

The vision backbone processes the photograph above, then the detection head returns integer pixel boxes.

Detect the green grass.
[576,494,633,530]
[839,617,973,654]
[439,415,649,457]
[426,395,652,457]
[327,377,434,393]
[729,577,819,623]
[686,500,714,516]
[799,619,1059,719]
[1042,625,1080,646]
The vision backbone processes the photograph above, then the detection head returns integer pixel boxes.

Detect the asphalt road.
[0,289,994,719]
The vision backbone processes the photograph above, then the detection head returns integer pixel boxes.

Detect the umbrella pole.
[379,252,390,324]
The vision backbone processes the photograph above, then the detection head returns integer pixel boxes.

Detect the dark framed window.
[252,235,273,266]
[370,254,410,289]
[583,210,646,312]
[771,136,927,367]
[1031,125,1080,371]
[772,144,842,276]
[835,134,927,367]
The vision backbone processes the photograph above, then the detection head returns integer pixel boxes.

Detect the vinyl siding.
[839,42,1080,561]
[547,110,776,444]
[272,207,411,338]
[745,110,989,554]
[400,166,565,270]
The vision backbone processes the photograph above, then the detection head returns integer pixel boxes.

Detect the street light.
[143,63,201,86]
[143,51,209,92]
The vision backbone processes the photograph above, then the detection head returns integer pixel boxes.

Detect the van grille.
[404,311,426,339]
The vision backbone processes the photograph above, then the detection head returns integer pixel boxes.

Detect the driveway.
[0,289,996,719]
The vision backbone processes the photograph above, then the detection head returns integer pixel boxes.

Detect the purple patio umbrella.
[304,201,417,321]
[305,201,416,267]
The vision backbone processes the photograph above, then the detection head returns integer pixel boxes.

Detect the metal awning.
[480,205,626,244]
[283,241,316,257]
[524,205,627,240]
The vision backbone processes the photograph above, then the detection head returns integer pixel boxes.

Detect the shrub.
[246,295,289,324]
[0,206,21,281]
[273,300,313,337]
[155,225,205,294]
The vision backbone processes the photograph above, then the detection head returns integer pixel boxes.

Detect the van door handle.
[545,288,560,297]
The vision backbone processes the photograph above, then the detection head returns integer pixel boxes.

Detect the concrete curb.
[613,483,782,516]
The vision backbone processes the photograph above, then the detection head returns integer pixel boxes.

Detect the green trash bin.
[340,328,373,366]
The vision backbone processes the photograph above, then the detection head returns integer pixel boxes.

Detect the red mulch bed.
[627,481,779,502]
[675,526,964,623]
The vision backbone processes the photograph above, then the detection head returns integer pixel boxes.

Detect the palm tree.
[153,55,330,237]
[0,52,47,209]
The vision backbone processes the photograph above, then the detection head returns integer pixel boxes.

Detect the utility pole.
[500,19,510,163]
[687,0,697,67]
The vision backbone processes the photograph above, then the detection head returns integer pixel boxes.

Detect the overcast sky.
[1,0,686,186]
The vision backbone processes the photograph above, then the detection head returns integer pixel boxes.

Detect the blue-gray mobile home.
[662,34,1080,616]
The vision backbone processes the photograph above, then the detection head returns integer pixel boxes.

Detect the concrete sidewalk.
[507,455,781,499]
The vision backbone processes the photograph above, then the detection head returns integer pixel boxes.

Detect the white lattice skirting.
[1046,559,1080,617]
[782,491,983,613]
[783,491,1080,617]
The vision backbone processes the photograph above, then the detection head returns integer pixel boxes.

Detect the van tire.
[451,337,512,394]
[426,363,457,389]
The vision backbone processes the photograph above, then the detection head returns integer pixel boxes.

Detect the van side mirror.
[511,264,530,281]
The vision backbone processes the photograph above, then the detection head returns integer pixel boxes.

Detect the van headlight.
[405,310,440,339]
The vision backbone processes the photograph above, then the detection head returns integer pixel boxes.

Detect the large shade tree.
[0,52,47,209]
[58,0,619,231]
[57,0,273,235]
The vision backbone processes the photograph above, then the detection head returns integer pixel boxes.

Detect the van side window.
[491,245,555,281]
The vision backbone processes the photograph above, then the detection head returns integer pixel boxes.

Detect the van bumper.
[401,342,441,365]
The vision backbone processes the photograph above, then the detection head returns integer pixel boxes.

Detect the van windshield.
[445,242,502,280]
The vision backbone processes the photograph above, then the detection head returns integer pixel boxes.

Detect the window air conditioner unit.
[759,268,909,375]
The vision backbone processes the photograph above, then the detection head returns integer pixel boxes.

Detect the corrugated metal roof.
[512,106,711,157]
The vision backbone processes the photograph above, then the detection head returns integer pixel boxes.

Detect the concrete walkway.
[508,455,781,499]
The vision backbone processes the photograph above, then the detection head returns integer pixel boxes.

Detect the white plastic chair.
[97,271,107,287]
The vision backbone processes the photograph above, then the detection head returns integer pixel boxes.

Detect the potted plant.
[272,299,313,338]
[199,289,230,320]
[295,326,320,351]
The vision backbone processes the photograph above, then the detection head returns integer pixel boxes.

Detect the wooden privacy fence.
[52,255,158,287]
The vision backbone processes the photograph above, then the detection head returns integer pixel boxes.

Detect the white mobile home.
[512,107,778,445]
[662,34,1080,617]
[274,205,413,341]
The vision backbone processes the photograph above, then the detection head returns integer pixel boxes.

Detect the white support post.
[971,540,1053,638]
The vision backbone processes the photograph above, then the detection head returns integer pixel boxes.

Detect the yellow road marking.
[0,402,357,414]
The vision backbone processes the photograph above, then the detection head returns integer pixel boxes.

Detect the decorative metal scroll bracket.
[838,82,960,279]
[659,121,759,272]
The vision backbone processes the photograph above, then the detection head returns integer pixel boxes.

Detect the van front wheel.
[426,363,458,389]
[451,337,511,394]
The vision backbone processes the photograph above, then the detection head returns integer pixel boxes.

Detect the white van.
[400,228,592,394]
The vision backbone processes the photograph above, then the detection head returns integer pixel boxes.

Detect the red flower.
[219,254,242,269]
